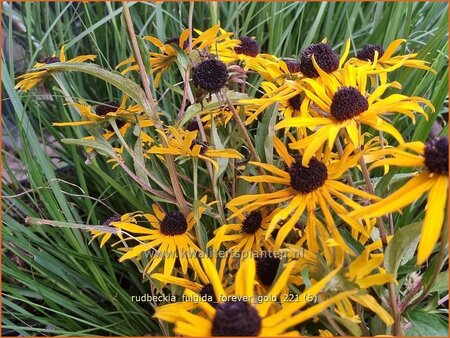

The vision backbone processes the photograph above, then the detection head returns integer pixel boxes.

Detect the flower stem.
[220,92,274,193]
[358,153,402,335]
[122,2,188,215]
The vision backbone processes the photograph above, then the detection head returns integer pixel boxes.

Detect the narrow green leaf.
[384,222,422,278]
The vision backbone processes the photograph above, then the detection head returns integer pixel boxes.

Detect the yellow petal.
[417,175,448,264]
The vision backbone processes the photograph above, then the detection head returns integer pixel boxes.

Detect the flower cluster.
[16,23,446,337]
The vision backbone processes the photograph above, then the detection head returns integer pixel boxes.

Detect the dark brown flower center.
[285,60,302,73]
[256,253,280,286]
[160,211,188,236]
[288,155,328,193]
[288,94,302,110]
[241,210,263,234]
[102,214,121,226]
[299,43,339,78]
[95,100,120,116]
[192,59,228,93]
[234,36,260,57]
[165,36,189,49]
[424,137,448,174]
[190,139,209,155]
[186,120,201,132]
[357,44,385,62]
[330,86,369,121]
[40,56,60,64]
[212,301,262,336]
[199,283,217,305]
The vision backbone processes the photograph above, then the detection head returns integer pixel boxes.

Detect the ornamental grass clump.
[13,2,447,337]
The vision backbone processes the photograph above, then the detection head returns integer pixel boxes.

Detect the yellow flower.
[241,80,307,125]
[15,45,96,92]
[116,24,232,87]
[154,257,357,336]
[351,39,434,82]
[197,105,235,129]
[228,136,378,252]
[276,61,433,167]
[147,126,243,171]
[349,137,448,265]
[52,95,144,127]
[151,255,225,302]
[292,233,394,326]
[101,197,210,277]
[52,96,154,155]
[207,208,276,265]
[90,212,141,248]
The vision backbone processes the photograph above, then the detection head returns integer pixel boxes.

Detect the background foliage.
[2,1,448,336]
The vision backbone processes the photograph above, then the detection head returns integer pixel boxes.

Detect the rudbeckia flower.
[352,39,434,75]
[228,136,378,252]
[207,208,276,265]
[100,198,210,277]
[185,106,235,132]
[242,80,308,124]
[155,257,357,336]
[52,95,144,128]
[349,137,448,265]
[147,126,243,171]
[151,256,224,306]
[213,35,260,63]
[239,40,351,123]
[52,96,154,154]
[276,61,433,166]
[15,45,96,92]
[90,212,141,248]
[116,24,233,86]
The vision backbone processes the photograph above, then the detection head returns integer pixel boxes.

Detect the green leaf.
[255,102,278,164]
[176,90,250,128]
[61,138,116,158]
[370,314,387,336]
[210,116,228,178]
[429,272,449,293]
[172,43,189,71]
[131,122,151,187]
[32,62,157,120]
[333,316,362,337]
[136,35,151,73]
[406,309,448,336]
[384,222,422,278]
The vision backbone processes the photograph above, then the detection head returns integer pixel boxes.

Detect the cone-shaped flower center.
[256,253,280,286]
[165,36,189,49]
[192,59,228,93]
[241,210,263,234]
[102,214,121,226]
[234,36,260,57]
[424,137,448,174]
[288,155,328,193]
[199,283,217,305]
[357,44,385,62]
[330,86,369,121]
[41,56,60,64]
[160,211,188,236]
[212,301,262,336]
[288,94,302,110]
[299,43,339,78]
[95,100,120,116]
[285,60,302,73]
[190,139,209,155]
